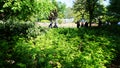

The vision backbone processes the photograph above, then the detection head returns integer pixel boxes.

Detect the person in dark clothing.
[49,20,53,28]
[85,22,88,27]
[53,21,58,28]
[98,18,102,27]
[76,21,80,28]
[81,22,84,27]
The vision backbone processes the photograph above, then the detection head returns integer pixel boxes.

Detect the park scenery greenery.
[0,0,120,68]
[0,21,120,68]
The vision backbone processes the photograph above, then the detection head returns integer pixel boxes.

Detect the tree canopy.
[48,0,66,20]
[73,0,106,26]
[107,0,120,21]
[64,7,74,19]
[0,0,55,21]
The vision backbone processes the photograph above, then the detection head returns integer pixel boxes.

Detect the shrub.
[26,26,48,38]
[0,20,48,39]
[0,20,34,39]
[8,28,117,68]
[1,25,120,68]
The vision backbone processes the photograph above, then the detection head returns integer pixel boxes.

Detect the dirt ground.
[36,22,98,28]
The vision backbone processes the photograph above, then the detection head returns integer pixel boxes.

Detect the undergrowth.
[0,22,120,68]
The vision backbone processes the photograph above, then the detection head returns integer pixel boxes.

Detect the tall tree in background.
[48,0,66,28]
[107,0,120,22]
[73,0,87,21]
[64,7,74,19]
[0,0,55,21]
[87,0,99,26]
[73,0,98,26]
[73,0,106,26]
[57,2,66,18]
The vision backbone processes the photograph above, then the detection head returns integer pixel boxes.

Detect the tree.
[48,0,66,28]
[64,7,74,19]
[73,0,105,26]
[73,0,98,26]
[48,9,58,28]
[57,2,66,18]
[0,0,55,21]
[107,0,120,22]
[73,0,87,21]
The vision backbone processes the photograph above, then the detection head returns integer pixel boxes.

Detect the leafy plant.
[0,25,120,68]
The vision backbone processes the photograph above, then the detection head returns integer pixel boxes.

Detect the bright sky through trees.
[57,0,109,7]
[57,0,74,7]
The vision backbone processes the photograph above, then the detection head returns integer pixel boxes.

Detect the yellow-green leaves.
[0,0,55,21]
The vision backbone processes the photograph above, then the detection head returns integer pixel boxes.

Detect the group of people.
[76,21,88,28]
[76,18,112,28]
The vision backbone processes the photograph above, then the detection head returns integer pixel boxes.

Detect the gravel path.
[37,22,77,28]
[36,22,98,28]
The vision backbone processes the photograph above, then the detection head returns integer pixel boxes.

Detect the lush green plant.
[0,20,48,67]
[0,21,34,39]
[0,25,120,68]
[0,0,55,21]
[26,26,48,38]
[107,0,120,21]
[0,20,48,40]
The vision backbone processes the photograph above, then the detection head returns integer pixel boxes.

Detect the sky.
[57,0,75,7]
[57,0,110,7]
[103,0,110,6]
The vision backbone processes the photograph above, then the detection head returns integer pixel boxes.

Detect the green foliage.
[1,25,120,67]
[26,26,48,38]
[0,20,34,39]
[64,7,74,18]
[57,19,63,24]
[73,0,106,25]
[57,2,66,18]
[108,0,120,15]
[73,0,98,23]
[38,0,55,20]
[0,0,55,21]
[94,4,107,18]
[107,0,120,21]
[0,20,48,40]
[47,0,66,21]
[0,21,48,67]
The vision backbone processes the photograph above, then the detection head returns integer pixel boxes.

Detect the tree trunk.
[89,10,93,27]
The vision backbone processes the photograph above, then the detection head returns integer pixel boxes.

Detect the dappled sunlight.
[0,0,120,67]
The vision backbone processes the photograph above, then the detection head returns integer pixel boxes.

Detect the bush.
[26,26,48,38]
[0,20,48,67]
[0,20,48,39]
[1,25,120,68]
[0,20,34,39]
